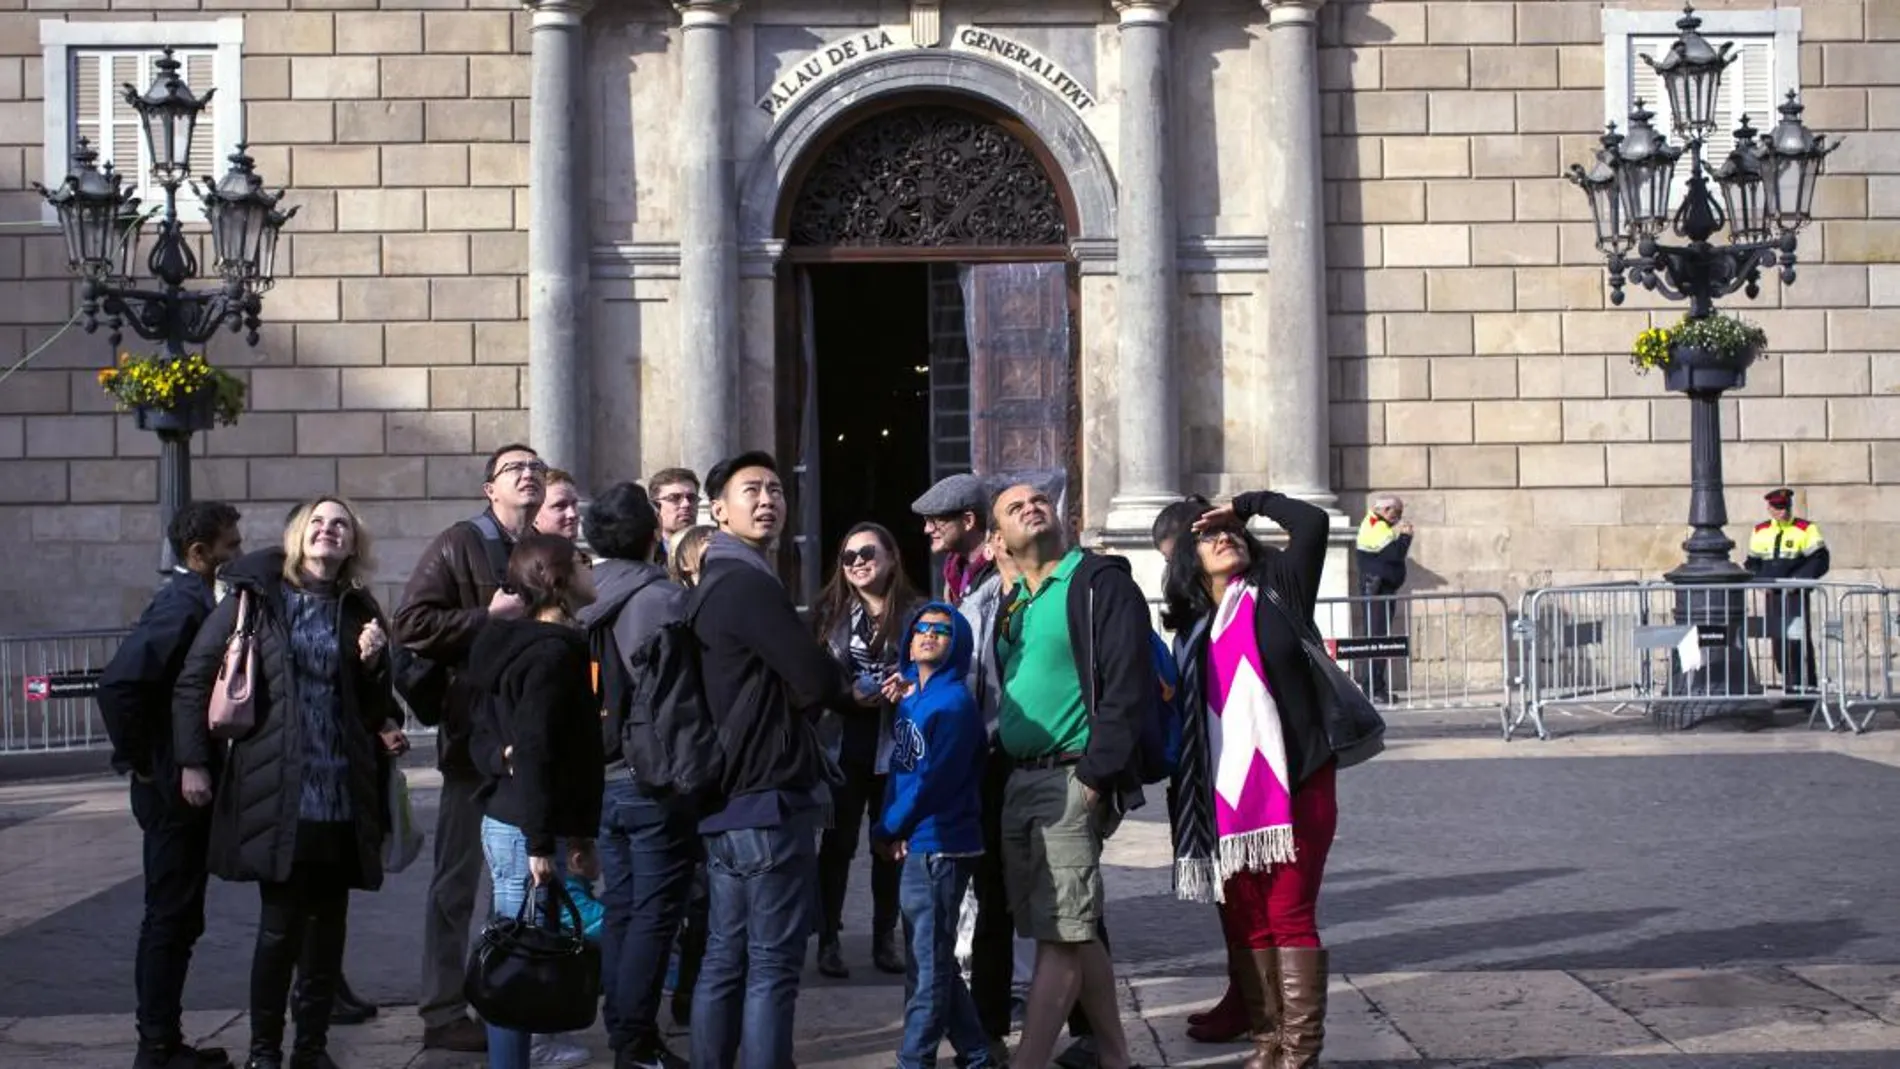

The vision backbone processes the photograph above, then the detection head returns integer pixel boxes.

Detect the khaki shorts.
[999,764,1121,943]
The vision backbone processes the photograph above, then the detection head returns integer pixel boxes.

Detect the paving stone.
[1789,964,1900,1023]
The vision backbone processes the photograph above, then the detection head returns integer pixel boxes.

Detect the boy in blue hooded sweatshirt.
[876,602,992,1069]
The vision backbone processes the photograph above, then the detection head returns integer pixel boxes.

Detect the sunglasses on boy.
[913,621,954,638]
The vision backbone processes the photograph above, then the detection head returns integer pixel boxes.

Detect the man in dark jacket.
[690,451,848,1069]
[578,482,696,1069]
[98,500,243,1069]
[987,481,1153,1069]
[393,443,543,1053]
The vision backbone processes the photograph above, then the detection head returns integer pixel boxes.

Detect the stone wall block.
[426,99,514,142]
[244,56,291,101]
[1470,222,1559,265]
[1519,444,1606,487]
[384,55,470,99]
[1384,311,1474,356]
[1784,441,1871,485]
[1320,47,1381,91]
[1824,44,1900,86]
[0,461,67,504]
[1828,309,1900,350]
[1605,443,1690,487]
[335,189,426,232]
[1778,351,1870,397]
[1384,223,1471,267]
[1331,3,1427,46]
[246,102,334,143]
[67,460,153,503]
[1560,399,1650,443]
[340,367,431,410]
[425,188,515,230]
[423,12,514,53]
[1830,397,1900,439]
[26,415,114,458]
[1382,137,1471,178]
[1426,266,1515,311]
[1332,268,1426,313]
[245,13,335,55]
[291,56,380,99]
[1737,398,1830,441]
[1431,355,1519,397]
[291,233,382,276]
[469,232,527,275]
[1385,400,1475,444]
[472,410,530,452]
[1515,266,1603,310]
[285,323,381,368]
[1469,45,1557,89]
[426,454,488,497]
[259,277,341,321]
[1558,44,1604,89]
[201,412,296,456]
[1336,445,1431,490]
[431,366,519,409]
[1426,180,1515,223]
[386,410,473,454]
[247,458,337,501]
[469,54,531,98]
[1471,134,1556,178]
[337,101,425,145]
[1474,313,1563,355]
[1428,91,1515,134]
[290,145,380,188]
[381,144,470,187]
[469,143,528,186]
[0,370,66,415]
[1426,2,1513,44]
[384,233,472,276]
[337,455,427,499]
[251,368,340,412]
[342,278,431,321]
[1429,444,1517,487]
[296,411,386,456]
[336,11,422,53]
[473,321,528,365]
[431,276,519,320]
[1381,47,1469,90]
[384,323,477,369]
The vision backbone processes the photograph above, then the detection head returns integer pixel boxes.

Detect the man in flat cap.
[913,473,995,605]
[1746,487,1829,694]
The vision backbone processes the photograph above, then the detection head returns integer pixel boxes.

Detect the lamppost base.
[1658,561,1769,730]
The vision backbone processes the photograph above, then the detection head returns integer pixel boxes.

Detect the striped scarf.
[1172,579,1297,903]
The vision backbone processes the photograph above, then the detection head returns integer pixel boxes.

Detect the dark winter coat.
[465,619,604,857]
[98,568,219,785]
[391,511,516,774]
[172,549,396,890]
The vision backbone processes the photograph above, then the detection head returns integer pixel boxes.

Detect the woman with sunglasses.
[1160,490,1336,1069]
[810,522,923,978]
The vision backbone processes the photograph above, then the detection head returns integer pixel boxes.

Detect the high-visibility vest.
[1748,518,1825,566]
[1356,513,1400,554]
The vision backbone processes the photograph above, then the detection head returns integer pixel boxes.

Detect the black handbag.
[1260,586,1387,770]
[464,878,601,1034]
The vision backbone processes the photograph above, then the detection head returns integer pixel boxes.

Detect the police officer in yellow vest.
[1746,487,1829,693]
[1354,494,1414,702]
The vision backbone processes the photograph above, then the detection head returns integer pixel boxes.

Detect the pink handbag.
[208,590,258,741]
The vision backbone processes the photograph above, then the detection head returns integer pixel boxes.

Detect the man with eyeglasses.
[395,443,545,1054]
[649,467,702,562]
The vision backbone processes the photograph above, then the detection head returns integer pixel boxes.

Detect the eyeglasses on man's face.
[913,621,954,638]
[655,491,700,508]
[493,460,549,481]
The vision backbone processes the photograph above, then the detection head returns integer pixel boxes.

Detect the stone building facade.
[0,0,1893,632]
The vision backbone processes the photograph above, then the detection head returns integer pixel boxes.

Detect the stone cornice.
[588,236,1272,280]
[525,0,591,26]
[1112,0,1178,26]
[674,0,740,27]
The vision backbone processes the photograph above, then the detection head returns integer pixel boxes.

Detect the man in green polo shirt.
[987,481,1156,1069]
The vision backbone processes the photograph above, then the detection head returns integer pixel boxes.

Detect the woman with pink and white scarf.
[1160,490,1337,1069]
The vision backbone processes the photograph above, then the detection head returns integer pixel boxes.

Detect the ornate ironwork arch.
[786,106,1068,248]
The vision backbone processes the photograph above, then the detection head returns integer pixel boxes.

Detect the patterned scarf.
[1172,579,1296,903]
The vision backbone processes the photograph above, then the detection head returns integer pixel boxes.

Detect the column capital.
[674,0,740,27]
[1112,0,1177,26]
[1262,0,1326,27]
[524,0,591,25]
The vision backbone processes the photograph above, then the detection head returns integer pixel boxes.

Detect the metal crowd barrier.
[1509,580,1880,740]
[1315,591,1514,735]
[1830,588,1900,734]
[0,629,129,755]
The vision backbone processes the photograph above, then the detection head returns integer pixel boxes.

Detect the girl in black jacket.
[1161,490,1336,1069]
[173,497,405,1069]
[465,532,604,1069]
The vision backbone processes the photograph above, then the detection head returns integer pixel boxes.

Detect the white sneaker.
[530,1034,592,1068]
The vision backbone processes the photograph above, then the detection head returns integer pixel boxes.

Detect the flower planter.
[134,389,218,434]
[1662,344,1758,394]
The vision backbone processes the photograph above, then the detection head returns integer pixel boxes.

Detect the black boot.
[289,967,337,1069]
[872,927,906,975]
[245,1009,284,1069]
[327,974,375,1026]
[815,938,848,979]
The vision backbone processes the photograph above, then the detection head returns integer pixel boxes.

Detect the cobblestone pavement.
[2,731,1898,1068]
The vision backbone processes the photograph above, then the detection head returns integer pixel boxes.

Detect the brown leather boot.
[1236,949,1282,1069]
[1273,948,1327,1069]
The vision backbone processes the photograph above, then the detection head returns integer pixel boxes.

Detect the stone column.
[675,0,741,478]
[1262,0,1334,507]
[526,0,592,482]
[1105,0,1180,534]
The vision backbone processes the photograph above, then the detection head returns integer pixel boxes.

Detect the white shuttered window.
[39,20,245,226]
[1603,9,1801,215]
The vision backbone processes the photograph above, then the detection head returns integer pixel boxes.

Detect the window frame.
[39,18,246,227]
[1601,7,1801,133]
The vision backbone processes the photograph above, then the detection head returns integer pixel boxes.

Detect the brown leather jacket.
[393,513,513,773]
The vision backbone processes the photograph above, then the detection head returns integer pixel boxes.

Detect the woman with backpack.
[810,522,922,978]
[172,497,406,1069]
[1161,490,1337,1069]
[464,532,605,1069]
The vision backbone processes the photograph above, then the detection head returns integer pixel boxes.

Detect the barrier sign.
[1328,636,1410,661]
[23,671,103,701]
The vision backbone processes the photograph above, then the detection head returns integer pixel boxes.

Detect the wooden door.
[962,262,1076,511]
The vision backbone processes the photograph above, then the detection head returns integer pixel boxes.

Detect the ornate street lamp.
[36,48,296,575]
[1565,3,1838,709]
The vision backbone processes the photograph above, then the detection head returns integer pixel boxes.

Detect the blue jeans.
[690,817,821,1069]
[599,777,696,1057]
[899,853,990,1069]
[481,817,566,1069]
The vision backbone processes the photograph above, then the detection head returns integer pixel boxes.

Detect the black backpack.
[620,571,730,800]
[588,573,672,763]
[394,514,511,725]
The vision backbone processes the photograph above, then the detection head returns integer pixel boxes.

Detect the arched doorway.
[774,97,1081,599]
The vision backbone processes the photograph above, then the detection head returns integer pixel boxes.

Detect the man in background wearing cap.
[1746,487,1830,694]
[914,473,996,604]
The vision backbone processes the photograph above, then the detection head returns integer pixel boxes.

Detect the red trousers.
[1219,760,1339,949]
